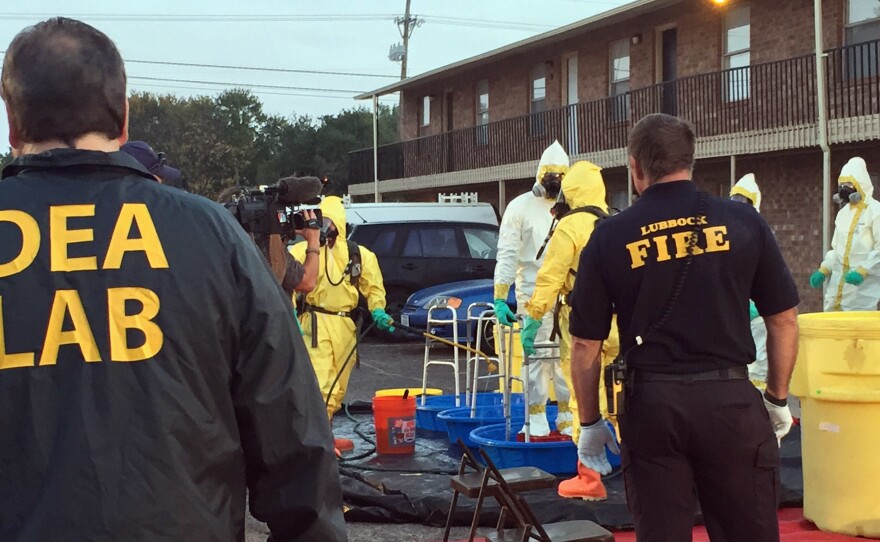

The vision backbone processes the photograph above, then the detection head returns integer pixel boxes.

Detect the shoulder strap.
[535,206,609,260]
[567,205,609,220]
[347,240,362,287]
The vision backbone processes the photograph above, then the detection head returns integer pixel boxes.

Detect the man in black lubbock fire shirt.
[0,17,344,542]
[567,114,799,542]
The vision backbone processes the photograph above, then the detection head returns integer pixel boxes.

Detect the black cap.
[121,141,182,185]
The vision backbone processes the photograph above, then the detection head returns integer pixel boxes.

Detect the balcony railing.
[350,39,880,185]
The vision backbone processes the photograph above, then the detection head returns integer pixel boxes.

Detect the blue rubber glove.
[493,298,516,327]
[749,300,759,321]
[520,316,542,356]
[371,308,395,332]
[809,270,828,289]
[845,269,866,286]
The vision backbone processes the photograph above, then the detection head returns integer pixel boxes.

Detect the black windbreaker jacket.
[0,149,346,542]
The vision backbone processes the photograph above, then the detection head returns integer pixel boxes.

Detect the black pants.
[619,379,779,542]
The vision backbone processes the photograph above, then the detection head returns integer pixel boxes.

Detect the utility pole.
[395,0,421,81]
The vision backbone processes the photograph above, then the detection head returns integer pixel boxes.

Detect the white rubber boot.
[520,404,551,437]
[556,400,574,436]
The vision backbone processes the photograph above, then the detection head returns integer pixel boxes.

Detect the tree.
[0,149,13,170]
[126,90,398,200]
[129,89,276,200]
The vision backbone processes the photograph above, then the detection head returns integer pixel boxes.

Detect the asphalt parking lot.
[247,337,493,542]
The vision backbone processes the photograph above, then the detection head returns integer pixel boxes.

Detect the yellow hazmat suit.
[290,196,388,420]
[525,161,619,441]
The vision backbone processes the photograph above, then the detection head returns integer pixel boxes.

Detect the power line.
[0,12,557,31]
[421,15,554,31]
[423,19,552,31]
[128,76,365,94]
[0,49,396,80]
[125,58,398,79]
[129,82,398,102]
[0,13,399,22]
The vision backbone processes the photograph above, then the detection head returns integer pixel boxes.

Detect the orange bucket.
[373,395,417,455]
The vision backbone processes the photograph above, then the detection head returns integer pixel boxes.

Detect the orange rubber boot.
[557,461,607,501]
[334,437,355,453]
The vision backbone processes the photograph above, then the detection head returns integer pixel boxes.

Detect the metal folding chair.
[442,439,557,542]
[479,449,615,542]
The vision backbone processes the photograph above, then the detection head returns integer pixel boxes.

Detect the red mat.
[611,508,867,541]
[442,509,869,542]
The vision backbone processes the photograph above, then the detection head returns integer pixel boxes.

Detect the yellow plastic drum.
[791,312,880,538]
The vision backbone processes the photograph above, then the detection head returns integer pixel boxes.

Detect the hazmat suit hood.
[560,160,607,210]
[532,140,570,199]
[535,140,571,183]
[730,173,762,213]
[839,157,873,204]
[320,195,347,238]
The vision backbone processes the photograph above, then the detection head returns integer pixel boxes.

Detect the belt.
[634,366,748,383]
[303,304,352,318]
[302,303,356,349]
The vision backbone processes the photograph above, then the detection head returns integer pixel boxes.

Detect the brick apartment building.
[348,0,880,311]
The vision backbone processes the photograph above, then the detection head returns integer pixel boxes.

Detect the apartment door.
[563,54,580,154]
[445,92,455,172]
[660,27,678,116]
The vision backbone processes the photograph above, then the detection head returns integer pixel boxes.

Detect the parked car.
[346,202,500,320]
[399,279,517,345]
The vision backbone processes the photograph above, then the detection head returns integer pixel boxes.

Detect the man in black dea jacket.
[0,18,345,542]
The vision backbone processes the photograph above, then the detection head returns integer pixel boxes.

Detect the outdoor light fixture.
[711,0,729,5]
[631,34,642,44]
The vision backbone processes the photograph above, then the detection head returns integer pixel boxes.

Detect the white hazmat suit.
[730,173,768,387]
[494,140,571,437]
[812,157,880,312]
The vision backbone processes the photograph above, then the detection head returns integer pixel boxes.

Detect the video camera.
[223,175,324,242]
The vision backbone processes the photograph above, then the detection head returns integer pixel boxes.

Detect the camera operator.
[216,185,320,295]
[282,209,320,293]
[0,17,344,541]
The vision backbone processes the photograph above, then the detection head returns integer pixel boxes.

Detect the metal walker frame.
[496,316,559,443]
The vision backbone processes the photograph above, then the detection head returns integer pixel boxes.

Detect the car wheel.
[478,317,497,355]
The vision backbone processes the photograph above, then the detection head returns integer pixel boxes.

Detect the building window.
[530,62,547,136]
[723,4,751,102]
[845,0,880,79]
[609,38,630,123]
[476,79,489,145]
[421,95,431,127]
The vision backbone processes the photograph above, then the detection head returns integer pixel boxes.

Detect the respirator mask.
[532,171,564,200]
[319,217,339,246]
[730,194,755,207]
[832,183,861,205]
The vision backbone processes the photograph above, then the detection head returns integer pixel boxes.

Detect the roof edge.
[355,0,679,100]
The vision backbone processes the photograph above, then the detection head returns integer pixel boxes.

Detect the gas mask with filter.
[532,171,564,200]
[730,194,755,207]
[319,217,339,246]
[833,182,862,205]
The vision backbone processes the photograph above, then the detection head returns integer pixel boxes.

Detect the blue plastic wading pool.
[438,404,558,449]
[470,421,621,476]
[415,392,522,432]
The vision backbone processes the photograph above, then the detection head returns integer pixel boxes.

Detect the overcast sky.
[0,0,633,151]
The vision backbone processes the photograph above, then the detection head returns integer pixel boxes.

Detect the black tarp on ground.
[335,409,804,529]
